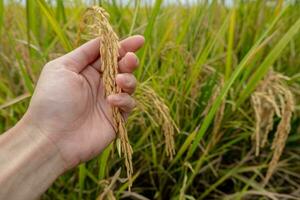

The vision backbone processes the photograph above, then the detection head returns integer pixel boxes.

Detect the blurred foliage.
[1,0,300,199]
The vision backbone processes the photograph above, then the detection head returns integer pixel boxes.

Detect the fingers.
[108,74,137,117]
[116,73,137,94]
[54,35,144,74]
[90,35,143,72]
[57,38,100,73]
[118,52,139,73]
[107,93,136,113]
[119,35,145,57]
[91,52,139,73]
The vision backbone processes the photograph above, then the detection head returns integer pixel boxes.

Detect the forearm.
[0,119,65,200]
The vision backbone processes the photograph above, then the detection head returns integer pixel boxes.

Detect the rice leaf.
[37,0,72,51]
[56,0,66,24]
[78,164,86,200]
[237,16,300,106]
[186,7,288,159]
[225,7,236,80]
[98,143,112,179]
[138,0,163,79]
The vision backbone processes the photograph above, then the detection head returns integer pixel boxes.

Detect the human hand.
[21,35,144,170]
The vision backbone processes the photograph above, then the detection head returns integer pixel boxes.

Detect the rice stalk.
[96,168,121,200]
[189,75,225,184]
[207,76,225,148]
[251,70,295,184]
[82,6,133,186]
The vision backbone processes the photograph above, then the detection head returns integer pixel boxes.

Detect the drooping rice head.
[134,82,179,159]
[82,6,133,186]
[251,70,294,184]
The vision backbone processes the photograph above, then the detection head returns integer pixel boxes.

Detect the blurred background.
[1,0,300,199]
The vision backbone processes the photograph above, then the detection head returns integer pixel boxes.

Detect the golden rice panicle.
[265,78,294,184]
[84,6,133,186]
[251,70,295,184]
[134,83,178,159]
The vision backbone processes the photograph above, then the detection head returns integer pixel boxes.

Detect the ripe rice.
[83,6,133,186]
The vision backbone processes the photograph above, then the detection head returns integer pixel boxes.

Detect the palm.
[69,66,118,162]
[27,65,114,166]
[24,36,144,169]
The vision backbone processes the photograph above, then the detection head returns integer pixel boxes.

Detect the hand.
[22,35,145,170]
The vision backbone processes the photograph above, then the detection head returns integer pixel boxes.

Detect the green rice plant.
[237,17,300,106]
[186,7,290,160]
[1,0,300,199]
[37,0,72,51]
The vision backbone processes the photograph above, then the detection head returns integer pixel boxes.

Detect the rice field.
[1,0,300,199]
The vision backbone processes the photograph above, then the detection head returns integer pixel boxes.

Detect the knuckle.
[128,52,138,66]
[127,75,137,88]
[44,61,54,69]
[120,93,130,99]
[43,63,54,72]
[44,60,62,71]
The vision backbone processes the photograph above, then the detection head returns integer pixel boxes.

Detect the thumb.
[56,38,100,73]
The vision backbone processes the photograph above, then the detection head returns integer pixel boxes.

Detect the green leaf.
[225,8,236,80]
[56,0,66,24]
[138,0,163,79]
[237,16,300,106]
[37,0,72,51]
[98,143,112,179]
[78,164,86,199]
[171,131,196,165]
[186,7,288,159]
[129,0,140,36]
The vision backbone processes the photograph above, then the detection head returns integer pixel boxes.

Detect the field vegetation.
[1,0,300,199]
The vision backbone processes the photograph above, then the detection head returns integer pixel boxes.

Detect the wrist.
[20,112,70,170]
[17,115,67,173]
[0,117,66,199]
[20,111,80,170]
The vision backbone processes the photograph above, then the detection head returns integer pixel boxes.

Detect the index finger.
[90,35,145,72]
[118,35,145,58]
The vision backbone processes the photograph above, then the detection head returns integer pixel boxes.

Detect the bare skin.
[0,35,145,200]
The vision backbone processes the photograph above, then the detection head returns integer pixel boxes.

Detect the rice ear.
[251,70,295,184]
[134,82,178,159]
[83,6,133,187]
